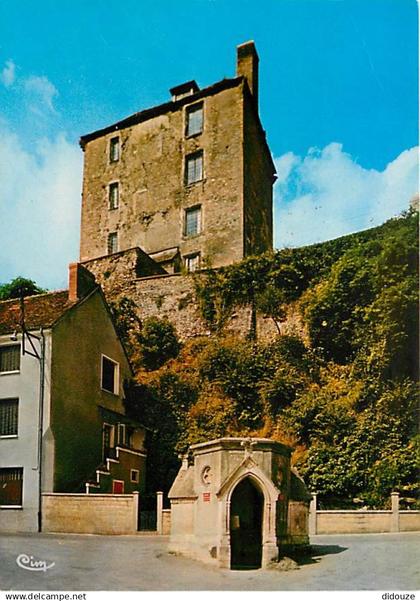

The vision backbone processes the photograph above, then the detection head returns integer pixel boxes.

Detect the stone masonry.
[79,42,276,273]
[78,42,285,340]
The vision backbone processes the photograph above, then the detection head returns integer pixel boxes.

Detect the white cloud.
[274,143,419,248]
[24,75,58,112]
[1,59,16,87]
[0,125,82,289]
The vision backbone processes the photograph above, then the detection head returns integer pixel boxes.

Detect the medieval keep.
[79,41,276,274]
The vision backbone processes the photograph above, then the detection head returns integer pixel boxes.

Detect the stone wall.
[80,82,248,269]
[315,511,393,535]
[162,509,171,535]
[400,512,420,532]
[82,252,305,342]
[42,493,138,535]
[309,493,420,535]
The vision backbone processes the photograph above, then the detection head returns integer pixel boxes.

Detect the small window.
[0,398,18,436]
[109,182,119,210]
[184,253,201,273]
[186,104,203,137]
[109,137,120,162]
[0,468,23,506]
[130,469,140,484]
[101,355,119,394]
[184,206,201,237]
[185,151,203,185]
[107,232,118,255]
[0,345,20,373]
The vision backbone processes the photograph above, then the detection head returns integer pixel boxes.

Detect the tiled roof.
[0,290,75,335]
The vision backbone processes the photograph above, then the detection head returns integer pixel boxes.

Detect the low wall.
[316,511,392,534]
[400,511,420,532]
[42,493,139,535]
[309,493,420,535]
[162,509,171,535]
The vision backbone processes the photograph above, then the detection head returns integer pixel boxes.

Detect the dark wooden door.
[230,478,263,569]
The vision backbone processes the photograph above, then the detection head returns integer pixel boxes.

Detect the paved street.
[0,532,419,591]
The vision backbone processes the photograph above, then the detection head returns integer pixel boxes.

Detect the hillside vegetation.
[118,210,419,509]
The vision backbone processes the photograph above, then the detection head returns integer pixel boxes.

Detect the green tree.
[0,277,46,300]
[137,317,181,370]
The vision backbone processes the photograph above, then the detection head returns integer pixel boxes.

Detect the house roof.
[0,290,75,335]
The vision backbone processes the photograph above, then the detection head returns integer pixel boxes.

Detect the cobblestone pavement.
[0,532,419,591]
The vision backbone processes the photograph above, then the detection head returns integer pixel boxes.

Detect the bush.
[137,317,181,370]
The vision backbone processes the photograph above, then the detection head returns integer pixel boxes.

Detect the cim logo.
[16,554,55,572]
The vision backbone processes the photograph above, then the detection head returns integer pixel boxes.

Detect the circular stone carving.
[201,465,212,485]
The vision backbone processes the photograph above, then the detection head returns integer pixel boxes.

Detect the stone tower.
[79,42,276,273]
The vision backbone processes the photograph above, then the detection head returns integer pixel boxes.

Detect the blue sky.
[0,0,418,289]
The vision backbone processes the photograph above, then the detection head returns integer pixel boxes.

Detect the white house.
[0,264,146,533]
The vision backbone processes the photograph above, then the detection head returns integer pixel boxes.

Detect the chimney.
[236,41,259,105]
[68,263,97,302]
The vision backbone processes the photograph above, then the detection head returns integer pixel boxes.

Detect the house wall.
[80,84,247,269]
[92,447,147,494]
[0,332,52,533]
[42,492,138,534]
[50,290,134,493]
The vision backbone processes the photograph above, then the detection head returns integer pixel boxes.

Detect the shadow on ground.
[292,544,348,566]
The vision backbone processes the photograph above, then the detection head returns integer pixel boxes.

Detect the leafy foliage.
[137,317,181,370]
[0,277,46,300]
[118,211,419,505]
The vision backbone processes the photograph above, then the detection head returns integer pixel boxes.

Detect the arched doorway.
[230,477,263,569]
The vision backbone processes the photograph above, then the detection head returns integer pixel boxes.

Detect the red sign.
[203,492,211,502]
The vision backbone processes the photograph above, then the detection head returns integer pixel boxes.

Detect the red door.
[112,480,124,494]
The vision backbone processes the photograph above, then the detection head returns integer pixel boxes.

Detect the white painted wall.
[0,331,52,533]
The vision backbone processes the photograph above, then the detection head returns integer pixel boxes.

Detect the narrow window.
[109,182,119,209]
[109,137,120,162]
[186,103,203,137]
[0,345,20,373]
[0,468,23,506]
[184,253,201,273]
[130,469,140,483]
[184,206,201,237]
[107,232,118,255]
[0,398,18,436]
[101,355,119,394]
[102,423,114,460]
[185,151,203,185]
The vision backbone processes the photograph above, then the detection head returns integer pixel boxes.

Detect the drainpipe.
[37,329,45,533]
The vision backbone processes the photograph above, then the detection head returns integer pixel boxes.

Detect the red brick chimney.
[236,41,259,105]
[68,263,97,302]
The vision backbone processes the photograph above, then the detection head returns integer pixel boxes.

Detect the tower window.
[184,206,201,237]
[186,104,203,137]
[109,182,119,210]
[107,232,118,255]
[185,151,203,185]
[109,137,120,162]
[184,253,200,273]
